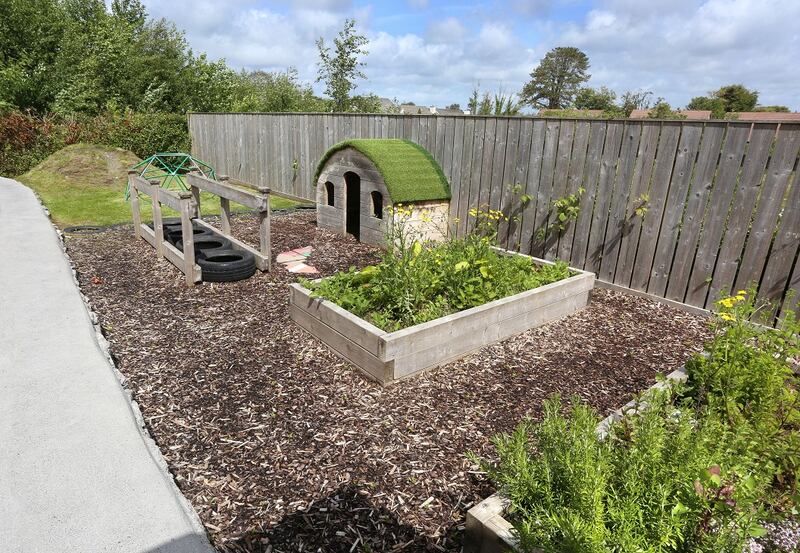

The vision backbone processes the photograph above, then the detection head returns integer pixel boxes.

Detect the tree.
[316,19,369,112]
[648,98,685,119]
[687,84,758,118]
[618,90,653,117]
[687,95,725,118]
[574,86,616,111]
[753,105,790,112]
[715,84,758,112]
[520,47,590,109]
[446,103,461,110]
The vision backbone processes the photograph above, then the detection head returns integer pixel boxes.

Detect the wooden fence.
[188,113,800,319]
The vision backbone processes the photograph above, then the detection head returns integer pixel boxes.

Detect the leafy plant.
[633,193,650,219]
[303,205,572,331]
[536,188,584,240]
[479,289,800,553]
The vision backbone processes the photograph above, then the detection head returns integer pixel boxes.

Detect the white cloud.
[141,0,800,110]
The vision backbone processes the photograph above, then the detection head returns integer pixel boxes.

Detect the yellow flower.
[719,312,735,322]
[717,297,735,308]
[736,290,747,296]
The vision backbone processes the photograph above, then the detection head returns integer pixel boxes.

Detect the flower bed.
[292,208,595,384]
[467,290,800,553]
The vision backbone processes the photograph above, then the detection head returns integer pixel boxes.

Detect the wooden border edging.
[289,253,595,385]
[463,367,689,553]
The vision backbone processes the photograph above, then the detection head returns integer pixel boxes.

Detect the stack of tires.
[159,218,257,282]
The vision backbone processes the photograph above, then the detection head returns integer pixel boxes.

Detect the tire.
[166,225,215,244]
[197,249,257,282]
[176,235,232,256]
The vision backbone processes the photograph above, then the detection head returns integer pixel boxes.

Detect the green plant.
[633,193,650,219]
[479,290,800,552]
[303,205,572,331]
[536,188,584,240]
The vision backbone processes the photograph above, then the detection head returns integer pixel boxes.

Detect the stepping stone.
[276,251,306,263]
[285,261,318,274]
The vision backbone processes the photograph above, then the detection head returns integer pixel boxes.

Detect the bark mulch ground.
[65,210,713,553]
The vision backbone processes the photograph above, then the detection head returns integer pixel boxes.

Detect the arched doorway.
[344,171,360,240]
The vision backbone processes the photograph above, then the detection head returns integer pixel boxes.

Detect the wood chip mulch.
[64,210,713,553]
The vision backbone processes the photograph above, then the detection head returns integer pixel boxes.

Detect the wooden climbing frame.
[128,170,273,286]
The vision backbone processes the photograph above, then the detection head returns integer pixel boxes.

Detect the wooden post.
[150,179,164,258]
[190,184,201,219]
[218,173,232,235]
[179,192,196,286]
[129,171,141,239]
[258,187,271,271]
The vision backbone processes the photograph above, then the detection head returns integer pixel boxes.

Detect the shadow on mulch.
[223,484,475,553]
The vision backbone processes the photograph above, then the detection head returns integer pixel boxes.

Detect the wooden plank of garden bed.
[734,124,800,295]
[599,120,642,282]
[707,124,775,301]
[569,120,607,270]
[630,122,681,291]
[684,123,751,307]
[647,122,704,296]
[289,304,391,384]
[664,123,726,302]
[613,120,660,287]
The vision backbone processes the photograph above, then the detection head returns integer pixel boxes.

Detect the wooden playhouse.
[315,139,451,246]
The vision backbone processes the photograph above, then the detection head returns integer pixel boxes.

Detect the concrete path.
[0,178,215,553]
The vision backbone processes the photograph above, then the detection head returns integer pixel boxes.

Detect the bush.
[0,109,189,177]
[480,290,800,552]
[303,206,572,331]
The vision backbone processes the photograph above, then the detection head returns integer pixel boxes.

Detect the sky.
[141,0,800,111]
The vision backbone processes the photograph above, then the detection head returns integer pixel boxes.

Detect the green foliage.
[521,47,590,109]
[316,19,369,112]
[633,193,650,219]
[229,68,326,113]
[468,85,522,116]
[536,188,584,240]
[688,85,759,118]
[574,86,617,111]
[480,289,800,553]
[648,98,686,119]
[616,89,653,117]
[687,96,726,119]
[303,207,572,331]
[0,109,189,177]
[753,105,790,113]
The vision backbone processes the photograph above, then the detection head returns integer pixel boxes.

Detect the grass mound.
[17,143,298,227]
[315,139,451,203]
[18,143,141,226]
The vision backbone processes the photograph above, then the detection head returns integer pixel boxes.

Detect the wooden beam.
[179,193,197,286]
[219,197,231,235]
[259,195,271,271]
[151,182,164,258]
[139,225,202,283]
[190,184,201,218]
[186,172,267,210]
[129,174,141,239]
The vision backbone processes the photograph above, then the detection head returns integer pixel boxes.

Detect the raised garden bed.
[290,254,595,385]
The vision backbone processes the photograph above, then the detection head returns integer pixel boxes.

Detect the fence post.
[179,192,196,286]
[258,186,271,271]
[150,179,164,258]
[128,171,141,239]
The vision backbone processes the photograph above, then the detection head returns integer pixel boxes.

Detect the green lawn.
[16,143,303,227]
